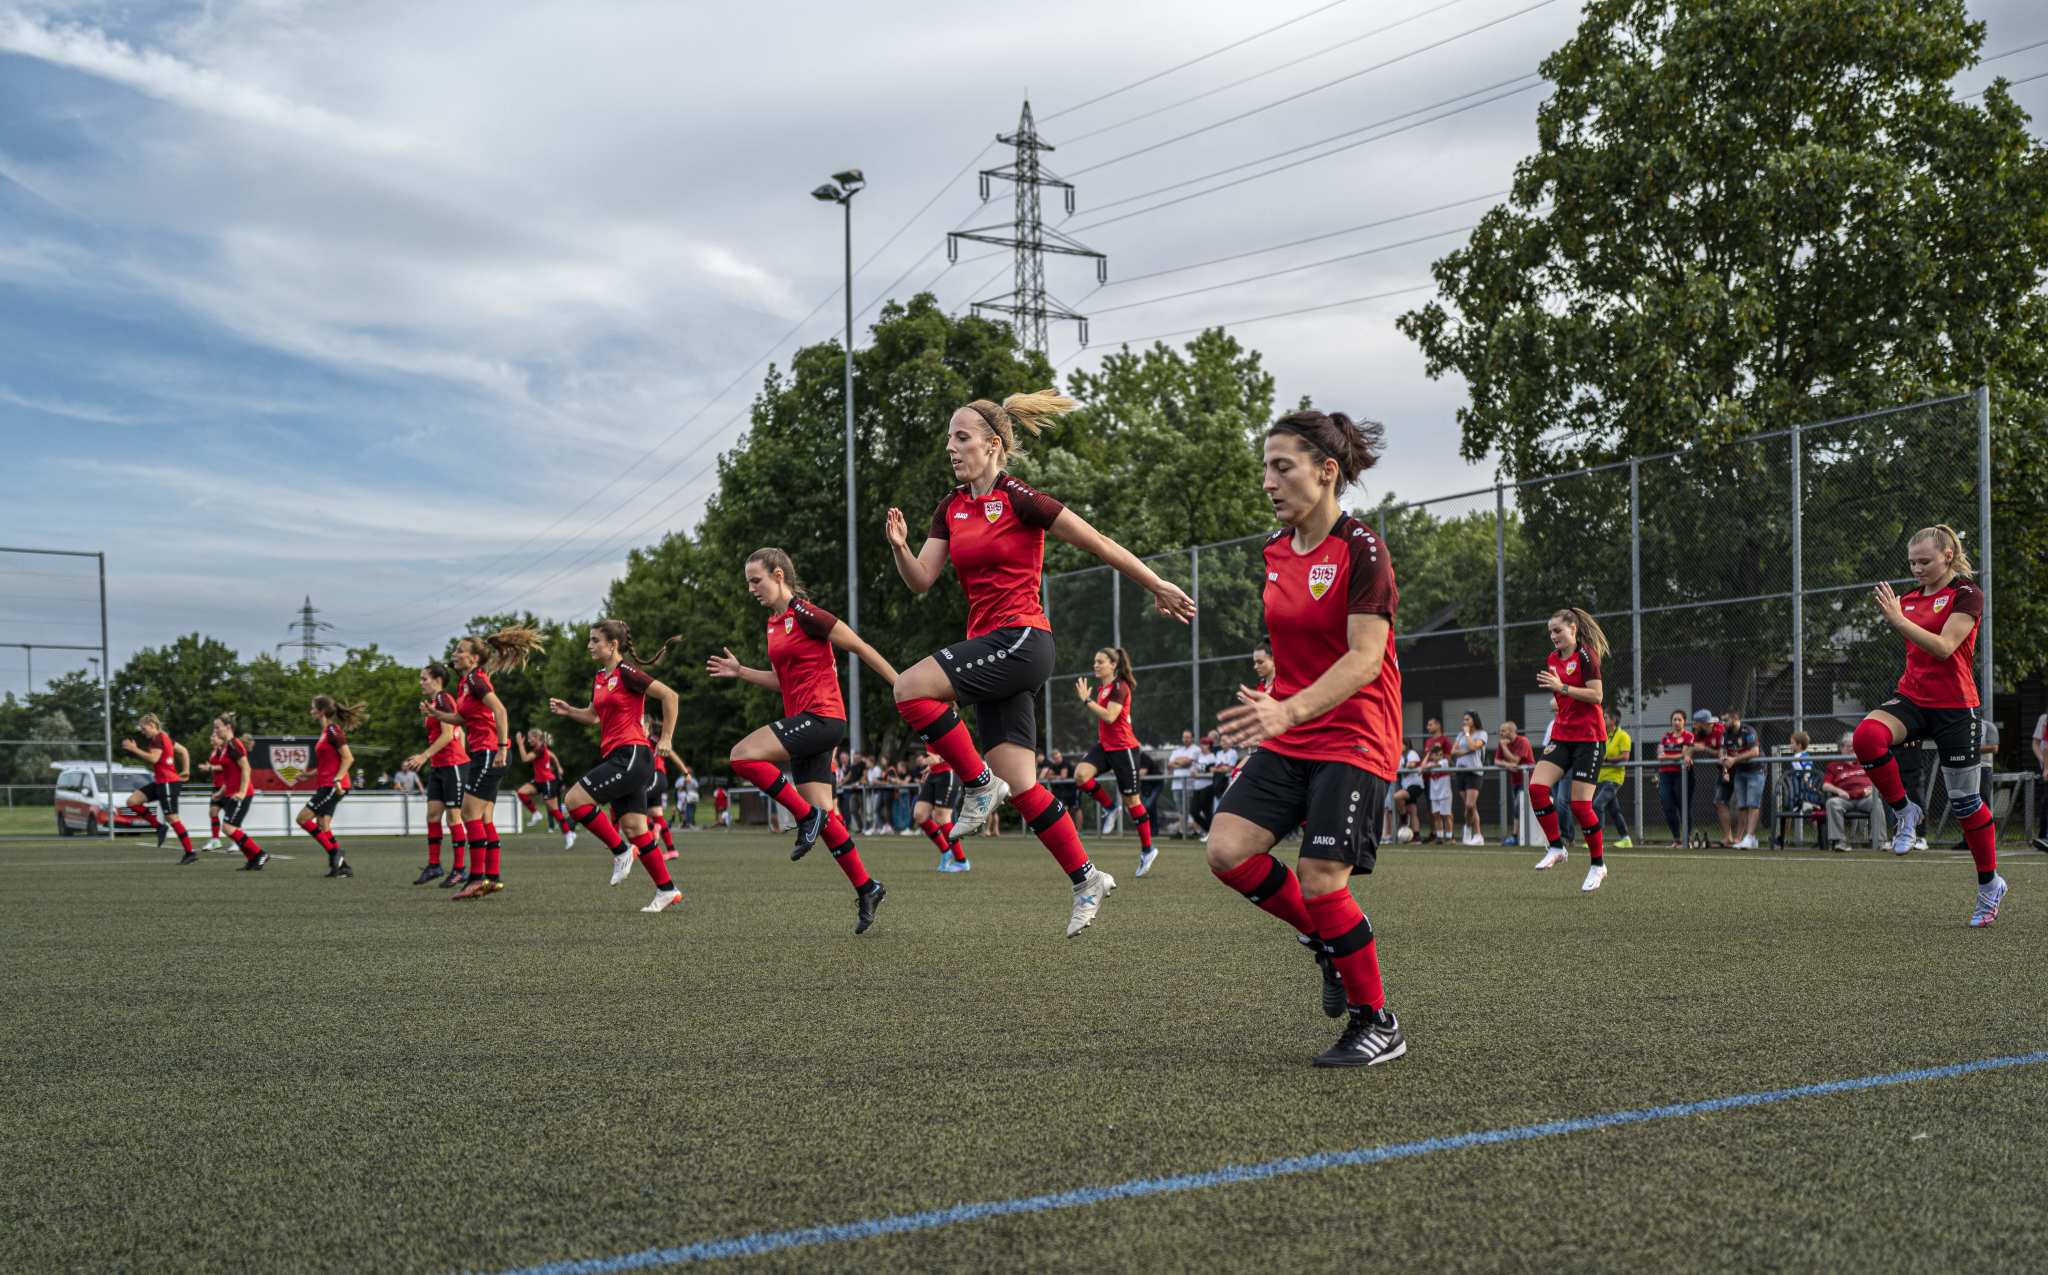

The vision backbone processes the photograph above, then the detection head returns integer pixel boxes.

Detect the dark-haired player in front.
[550,620,684,913]
[1073,646,1158,877]
[913,751,967,873]
[1851,524,2004,926]
[121,714,194,862]
[707,547,899,934]
[1209,408,1405,1068]
[404,663,470,886]
[885,390,1196,938]
[1529,607,1613,893]
[297,695,362,877]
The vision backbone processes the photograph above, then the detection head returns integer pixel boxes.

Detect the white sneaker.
[1735,835,1758,850]
[1535,846,1568,870]
[1581,863,1607,892]
[900,828,917,836]
[640,887,682,913]
[202,838,222,851]
[950,774,1011,838]
[1066,867,1116,938]
[1136,846,1159,878]
[1464,831,1483,846]
[1890,801,1923,856]
[609,848,634,887]
[563,831,577,851]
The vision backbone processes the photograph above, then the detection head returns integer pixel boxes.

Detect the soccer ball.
[1395,826,1414,844]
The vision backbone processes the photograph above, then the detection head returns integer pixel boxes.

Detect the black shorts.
[460,754,506,804]
[1216,750,1389,873]
[936,626,1055,753]
[425,764,465,806]
[306,786,346,818]
[1452,769,1483,795]
[769,712,847,787]
[1878,694,1982,769]
[916,771,959,810]
[141,781,182,816]
[1538,738,1603,788]
[1081,744,1140,795]
[1399,782,1423,806]
[218,793,253,828]
[579,744,656,819]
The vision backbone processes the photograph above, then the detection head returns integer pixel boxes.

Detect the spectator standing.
[680,765,699,830]
[1683,710,1723,845]
[1716,709,1764,849]
[1168,730,1199,837]
[1591,720,1633,849]
[1392,741,1424,841]
[2034,711,2048,854]
[1202,740,1240,837]
[1822,734,1884,851]
[1776,729,1819,847]
[1187,735,1222,839]
[1450,712,1489,846]
[1421,718,1453,843]
[1654,711,1693,846]
[1493,721,1535,846]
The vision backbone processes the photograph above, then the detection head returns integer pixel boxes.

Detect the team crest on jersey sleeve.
[983,499,1004,523]
[1307,562,1338,600]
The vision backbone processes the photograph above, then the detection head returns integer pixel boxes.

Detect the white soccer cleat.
[609,848,635,886]
[640,887,682,913]
[949,774,1011,838]
[1135,846,1159,878]
[1535,846,1568,870]
[1581,863,1607,892]
[202,838,222,851]
[1890,801,1923,856]
[1065,867,1116,938]
[563,831,577,851]
[1968,874,2007,928]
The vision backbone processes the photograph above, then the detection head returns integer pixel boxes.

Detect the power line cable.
[1041,0,1357,122]
[1964,67,2048,98]
[1088,224,1476,315]
[1057,282,1437,365]
[1066,0,1560,178]
[1982,36,2048,64]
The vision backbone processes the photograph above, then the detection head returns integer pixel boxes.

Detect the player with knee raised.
[404,663,471,886]
[912,750,967,872]
[436,628,542,900]
[121,714,193,862]
[297,696,362,877]
[1528,608,1613,891]
[1850,525,2003,926]
[707,547,900,933]
[1208,408,1406,1069]
[884,390,1196,938]
[550,620,685,913]
[209,714,267,869]
[515,730,568,841]
[1073,646,1158,877]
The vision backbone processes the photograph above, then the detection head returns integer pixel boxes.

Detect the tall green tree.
[1398,0,2048,692]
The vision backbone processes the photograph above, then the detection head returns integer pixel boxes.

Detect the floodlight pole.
[814,172,865,756]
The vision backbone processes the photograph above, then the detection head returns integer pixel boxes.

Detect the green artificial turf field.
[2,825,2042,1274]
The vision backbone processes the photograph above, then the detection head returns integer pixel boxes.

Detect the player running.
[403,663,470,886]
[200,730,232,851]
[121,714,194,862]
[296,695,362,878]
[435,627,543,901]
[1208,408,1406,1068]
[208,714,268,869]
[1850,525,2003,926]
[1528,608,1613,892]
[884,390,1196,938]
[1073,646,1158,877]
[515,730,569,842]
[912,751,968,873]
[647,742,678,860]
[550,620,685,913]
[706,547,900,934]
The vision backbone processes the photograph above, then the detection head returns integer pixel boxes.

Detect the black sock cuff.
[915,707,963,743]
[1025,798,1067,836]
[1325,915,1375,956]
[1240,854,1291,903]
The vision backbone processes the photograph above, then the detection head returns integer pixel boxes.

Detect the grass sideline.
[2,826,2041,1273]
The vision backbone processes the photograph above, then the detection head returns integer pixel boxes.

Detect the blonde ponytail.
[960,389,1081,461]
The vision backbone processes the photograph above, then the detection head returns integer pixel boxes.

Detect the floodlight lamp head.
[810,184,842,203]
[832,168,865,192]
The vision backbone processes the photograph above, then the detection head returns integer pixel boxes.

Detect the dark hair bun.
[1268,409,1385,484]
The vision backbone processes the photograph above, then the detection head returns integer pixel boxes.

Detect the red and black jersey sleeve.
[464,671,493,701]
[928,493,957,541]
[228,739,248,765]
[1345,520,1397,617]
[1949,581,1984,620]
[327,723,347,749]
[1000,474,1065,530]
[618,663,653,696]
[1107,682,1129,710]
[791,598,838,640]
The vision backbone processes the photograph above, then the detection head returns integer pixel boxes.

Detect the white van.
[50,761,157,836]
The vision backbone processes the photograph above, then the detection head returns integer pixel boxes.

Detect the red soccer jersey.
[208,743,230,791]
[1257,517,1401,779]
[1658,729,1694,774]
[592,662,654,755]
[928,472,1064,638]
[457,671,500,756]
[1546,646,1606,741]
[1895,578,1982,708]
[1495,735,1535,788]
[314,723,346,786]
[425,691,470,767]
[221,738,250,796]
[766,597,846,720]
[531,745,556,783]
[148,730,179,783]
[1094,680,1140,751]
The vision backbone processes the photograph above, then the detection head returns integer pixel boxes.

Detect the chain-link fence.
[0,546,116,839]
[1043,391,2000,843]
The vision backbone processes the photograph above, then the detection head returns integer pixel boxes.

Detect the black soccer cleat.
[791,806,827,861]
[325,860,353,879]
[1312,1009,1407,1069]
[854,881,886,934]
[155,823,168,849]
[177,850,198,865]
[239,852,269,871]
[439,869,467,890]
[414,864,445,885]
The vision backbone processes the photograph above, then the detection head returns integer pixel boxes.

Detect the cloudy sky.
[2,0,2042,689]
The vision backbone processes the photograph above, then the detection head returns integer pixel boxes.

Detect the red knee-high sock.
[136,806,162,829]
[1961,804,1998,876]
[1078,777,1115,810]
[298,815,319,838]
[651,813,673,851]
[549,802,568,828]
[630,831,673,888]
[569,803,624,852]
[943,821,966,861]
[823,814,872,889]
[730,759,814,819]
[1529,783,1564,846]
[484,822,501,877]
[1214,852,1314,934]
[518,791,537,813]
[1012,783,1091,881]
[426,827,442,866]
[1571,800,1604,863]
[168,819,192,851]
[1853,719,1908,807]
[1306,888,1386,1012]
[230,828,263,860]
[898,698,990,784]
[920,817,950,853]
[450,826,468,871]
[1130,802,1154,851]
[209,810,221,837]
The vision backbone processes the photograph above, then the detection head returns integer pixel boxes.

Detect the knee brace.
[1943,766,1984,819]
[1851,718,1895,767]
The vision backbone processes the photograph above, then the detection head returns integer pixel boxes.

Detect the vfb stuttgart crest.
[1307,562,1338,600]
[984,499,1003,523]
[1933,596,1950,613]
[271,744,310,785]
[783,614,795,634]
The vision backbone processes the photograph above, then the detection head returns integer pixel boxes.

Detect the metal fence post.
[1977,385,1993,726]
[1189,546,1201,741]
[1495,484,1508,839]
[98,551,113,842]
[1629,459,1645,840]
[1791,420,1804,733]
[1043,574,1054,750]
[1111,564,1122,651]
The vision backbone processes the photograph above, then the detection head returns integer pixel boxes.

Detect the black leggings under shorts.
[768,712,848,787]
[1217,750,1390,873]
[935,626,1055,753]
[218,793,253,828]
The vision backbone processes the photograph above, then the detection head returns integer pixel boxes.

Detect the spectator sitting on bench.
[1822,733,1884,852]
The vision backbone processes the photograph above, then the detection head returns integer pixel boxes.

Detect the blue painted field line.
[481,1050,2048,1275]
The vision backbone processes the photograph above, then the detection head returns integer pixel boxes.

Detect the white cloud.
[0,383,154,424]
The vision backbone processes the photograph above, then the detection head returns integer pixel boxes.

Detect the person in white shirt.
[1187,736,1221,839]
[1198,741,1238,841]
[1167,730,1199,837]
[2033,713,2048,853]
[1451,711,1490,845]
